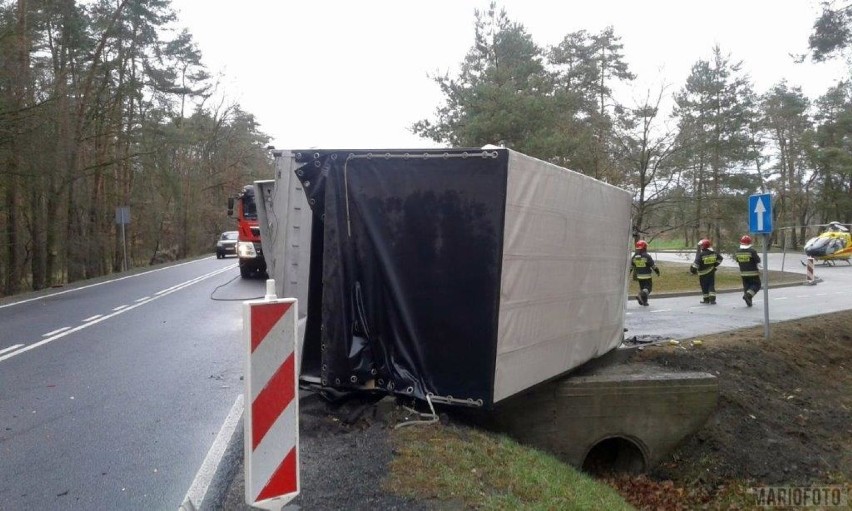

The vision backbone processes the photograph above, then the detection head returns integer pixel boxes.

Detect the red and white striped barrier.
[243,280,299,509]
[806,257,816,285]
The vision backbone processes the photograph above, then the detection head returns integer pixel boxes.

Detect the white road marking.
[774,297,789,300]
[44,327,71,337]
[0,344,24,356]
[83,315,102,322]
[0,258,213,310]
[815,293,827,296]
[155,283,182,295]
[135,296,150,302]
[651,309,672,313]
[181,395,244,510]
[112,305,128,311]
[0,265,236,363]
[795,295,807,298]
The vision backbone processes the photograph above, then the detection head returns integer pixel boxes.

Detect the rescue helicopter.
[802,221,852,266]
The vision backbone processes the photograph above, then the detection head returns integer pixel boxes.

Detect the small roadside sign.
[115,206,131,225]
[748,193,772,338]
[748,194,772,234]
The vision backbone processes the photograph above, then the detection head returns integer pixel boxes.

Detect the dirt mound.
[628,311,851,503]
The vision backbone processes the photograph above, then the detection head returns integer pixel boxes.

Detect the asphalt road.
[625,251,852,340]
[0,256,263,510]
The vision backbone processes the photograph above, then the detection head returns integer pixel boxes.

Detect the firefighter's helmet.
[635,240,648,251]
[698,239,712,250]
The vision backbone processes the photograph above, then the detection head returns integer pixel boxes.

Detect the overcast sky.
[170,0,848,149]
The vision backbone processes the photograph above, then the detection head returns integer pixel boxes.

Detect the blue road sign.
[748,193,772,234]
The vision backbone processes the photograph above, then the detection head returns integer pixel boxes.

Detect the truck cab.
[228,185,266,278]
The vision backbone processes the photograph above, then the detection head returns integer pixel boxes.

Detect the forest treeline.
[0,0,271,296]
[1,1,851,297]
[415,3,852,254]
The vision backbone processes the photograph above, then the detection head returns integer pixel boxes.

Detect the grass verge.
[646,239,692,251]
[385,423,633,510]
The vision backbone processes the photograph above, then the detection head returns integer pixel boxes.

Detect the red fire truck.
[227,185,266,278]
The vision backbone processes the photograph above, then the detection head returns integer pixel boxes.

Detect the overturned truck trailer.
[257,148,632,409]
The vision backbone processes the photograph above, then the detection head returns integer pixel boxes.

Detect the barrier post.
[243,279,300,509]
[806,257,816,285]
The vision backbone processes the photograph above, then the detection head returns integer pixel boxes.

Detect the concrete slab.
[486,358,717,472]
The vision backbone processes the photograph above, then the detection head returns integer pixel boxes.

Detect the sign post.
[115,206,131,271]
[748,193,773,338]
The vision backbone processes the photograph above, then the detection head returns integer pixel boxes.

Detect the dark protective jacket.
[691,248,722,276]
[630,251,659,280]
[735,247,761,277]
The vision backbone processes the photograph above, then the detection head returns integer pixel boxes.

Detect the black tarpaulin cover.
[296,150,507,406]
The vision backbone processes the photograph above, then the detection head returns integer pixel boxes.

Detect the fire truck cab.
[227,185,266,278]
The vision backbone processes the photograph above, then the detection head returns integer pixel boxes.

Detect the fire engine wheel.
[240,265,252,278]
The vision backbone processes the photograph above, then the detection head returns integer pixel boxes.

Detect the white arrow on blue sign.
[748,193,772,234]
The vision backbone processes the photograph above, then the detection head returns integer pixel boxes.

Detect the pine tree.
[673,46,757,245]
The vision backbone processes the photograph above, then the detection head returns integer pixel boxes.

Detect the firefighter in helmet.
[735,235,761,307]
[629,240,660,306]
[690,238,722,304]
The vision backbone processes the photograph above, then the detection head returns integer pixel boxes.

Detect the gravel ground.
[220,393,430,511]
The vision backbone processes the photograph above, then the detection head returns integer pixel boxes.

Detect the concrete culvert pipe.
[582,436,646,475]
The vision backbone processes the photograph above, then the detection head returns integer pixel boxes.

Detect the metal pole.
[780,228,787,273]
[121,222,128,272]
[762,233,770,338]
